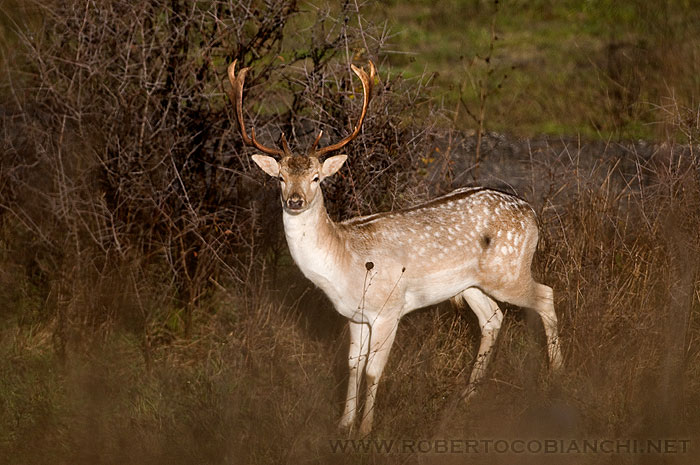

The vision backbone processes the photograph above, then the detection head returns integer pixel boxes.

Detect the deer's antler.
[311,61,375,158]
[227,60,290,158]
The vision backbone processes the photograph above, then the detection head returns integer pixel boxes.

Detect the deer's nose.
[286,196,305,210]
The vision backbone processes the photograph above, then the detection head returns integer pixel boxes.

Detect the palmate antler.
[227,60,375,158]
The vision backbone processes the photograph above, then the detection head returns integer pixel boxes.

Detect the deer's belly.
[402,268,478,312]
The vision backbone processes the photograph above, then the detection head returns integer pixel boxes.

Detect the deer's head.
[228,60,375,214]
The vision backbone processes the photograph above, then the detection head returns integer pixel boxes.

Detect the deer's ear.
[251,155,280,177]
[321,154,347,179]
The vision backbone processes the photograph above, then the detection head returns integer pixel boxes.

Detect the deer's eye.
[312,175,319,183]
[278,176,286,183]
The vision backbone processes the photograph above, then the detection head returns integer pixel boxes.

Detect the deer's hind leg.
[484,226,563,371]
[528,282,563,370]
[491,280,563,371]
[456,287,504,401]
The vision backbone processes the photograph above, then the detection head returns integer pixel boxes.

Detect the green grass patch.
[369,0,699,139]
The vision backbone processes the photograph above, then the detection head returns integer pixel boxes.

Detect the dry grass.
[2,134,698,464]
[1,1,699,464]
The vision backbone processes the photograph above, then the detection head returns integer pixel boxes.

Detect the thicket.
[0,0,445,354]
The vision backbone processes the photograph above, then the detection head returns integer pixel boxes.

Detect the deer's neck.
[282,194,348,288]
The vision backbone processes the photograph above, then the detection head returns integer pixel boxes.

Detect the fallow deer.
[227,60,563,436]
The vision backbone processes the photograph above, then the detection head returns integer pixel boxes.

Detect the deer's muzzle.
[286,195,305,211]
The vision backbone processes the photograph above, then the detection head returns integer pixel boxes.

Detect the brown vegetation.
[1,1,699,464]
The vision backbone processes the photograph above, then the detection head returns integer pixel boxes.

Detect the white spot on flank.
[457,240,464,246]
[507,231,513,241]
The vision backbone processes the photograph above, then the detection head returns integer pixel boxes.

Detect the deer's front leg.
[339,320,370,434]
[358,316,399,436]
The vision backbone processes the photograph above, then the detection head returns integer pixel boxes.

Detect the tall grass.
[1,1,699,464]
[2,133,697,464]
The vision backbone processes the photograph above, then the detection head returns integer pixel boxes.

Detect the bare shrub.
[0,0,445,357]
